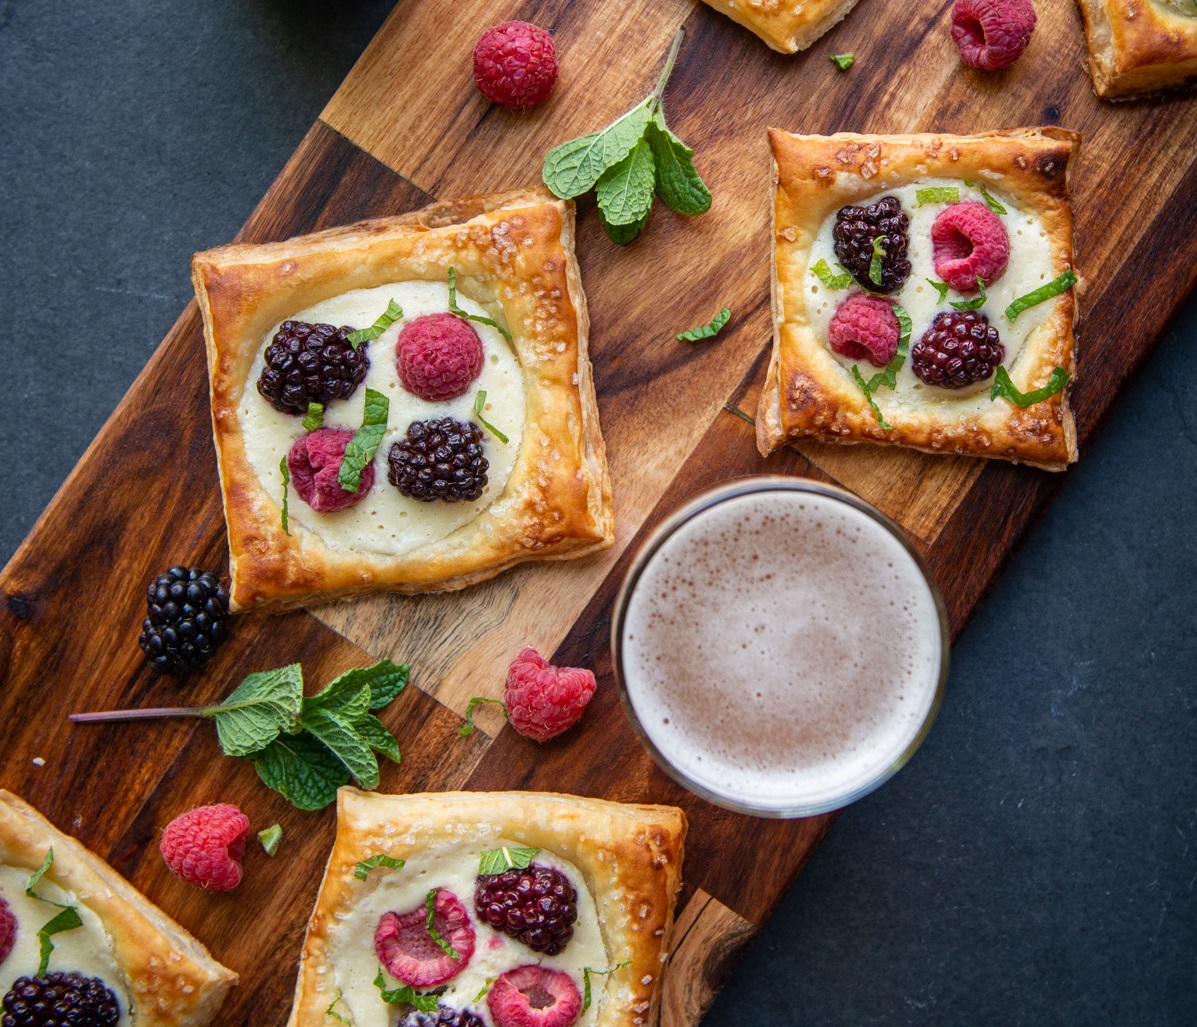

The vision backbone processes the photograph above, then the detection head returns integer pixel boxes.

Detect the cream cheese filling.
[0,865,132,1024]
[240,281,526,556]
[328,844,608,1027]
[805,178,1058,418]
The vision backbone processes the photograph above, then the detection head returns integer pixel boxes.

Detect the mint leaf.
[279,456,290,536]
[868,236,886,286]
[852,308,911,432]
[374,968,441,1010]
[582,961,632,1013]
[916,187,959,206]
[459,696,507,737]
[26,848,54,898]
[676,308,731,343]
[600,206,649,245]
[989,365,1069,407]
[479,846,540,876]
[852,365,890,429]
[211,664,304,758]
[829,53,854,70]
[301,402,324,433]
[36,905,83,976]
[357,714,401,764]
[347,298,403,349]
[258,824,283,857]
[1005,270,1077,321]
[252,732,349,811]
[338,387,388,493]
[355,853,405,881]
[811,259,854,290]
[723,402,755,426]
[950,276,988,311]
[426,889,462,959]
[964,178,1007,215]
[301,676,371,723]
[926,278,950,303]
[474,977,499,1003]
[473,390,509,444]
[448,267,512,341]
[313,659,408,712]
[542,101,654,200]
[326,989,351,1025]
[596,137,655,227]
[303,707,380,791]
[646,116,711,217]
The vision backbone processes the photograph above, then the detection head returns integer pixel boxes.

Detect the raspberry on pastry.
[374,888,476,987]
[396,313,484,401]
[931,201,1010,291]
[487,965,582,1027]
[827,294,900,367]
[288,427,376,512]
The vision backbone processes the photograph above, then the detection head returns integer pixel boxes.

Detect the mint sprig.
[459,696,508,737]
[868,236,886,286]
[479,846,540,876]
[301,402,324,433]
[338,387,388,494]
[582,961,631,1013]
[811,259,854,290]
[989,365,1069,407]
[543,29,710,245]
[374,968,441,1011]
[355,853,405,881]
[1005,270,1077,321]
[473,391,509,444]
[950,276,988,311]
[676,307,730,342]
[926,278,950,303]
[851,304,911,431]
[964,178,1007,215]
[426,889,462,959]
[916,187,959,207]
[258,824,283,857]
[448,267,512,341]
[829,53,854,71]
[71,660,409,811]
[279,457,291,536]
[347,299,403,349]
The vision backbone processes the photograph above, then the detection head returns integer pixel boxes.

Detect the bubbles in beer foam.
[620,490,942,812]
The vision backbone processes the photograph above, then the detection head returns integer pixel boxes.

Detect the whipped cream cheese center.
[805,178,1057,415]
[0,865,131,1025]
[240,281,527,556]
[329,843,608,1027]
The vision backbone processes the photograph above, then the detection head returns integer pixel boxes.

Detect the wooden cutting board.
[1,0,1195,1023]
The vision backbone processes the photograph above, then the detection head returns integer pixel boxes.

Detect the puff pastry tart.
[192,187,614,613]
[0,790,235,1024]
[699,0,864,53]
[1076,0,1197,97]
[758,128,1081,471]
[286,788,686,1027]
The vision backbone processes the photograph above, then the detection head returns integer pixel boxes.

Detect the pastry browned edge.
[699,0,864,53]
[1076,0,1197,97]
[192,187,614,613]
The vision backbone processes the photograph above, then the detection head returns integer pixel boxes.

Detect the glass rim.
[610,475,951,819]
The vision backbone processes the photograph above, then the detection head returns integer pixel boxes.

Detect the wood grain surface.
[1,0,1195,1023]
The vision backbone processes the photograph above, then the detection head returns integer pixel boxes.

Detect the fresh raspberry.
[931,201,1010,292]
[827,294,900,368]
[396,313,484,401]
[473,21,558,109]
[159,804,249,891]
[487,966,582,1027]
[0,897,14,964]
[287,426,375,513]
[374,889,476,987]
[951,0,1037,70]
[504,648,596,742]
[474,864,578,955]
[911,310,1005,388]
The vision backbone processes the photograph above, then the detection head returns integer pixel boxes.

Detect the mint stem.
[650,28,685,108]
[70,706,208,723]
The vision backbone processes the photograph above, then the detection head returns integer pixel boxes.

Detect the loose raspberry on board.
[951,0,1037,71]
[159,803,249,891]
[504,648,596,742]
[473,21,558,109]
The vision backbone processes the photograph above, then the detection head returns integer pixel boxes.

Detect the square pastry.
[1076,0,1197,97]
[286,788,687,1027]
[758,128,1081,471]
[0,790,236,1025]
[699,0,863,53]
[193,187,614,613]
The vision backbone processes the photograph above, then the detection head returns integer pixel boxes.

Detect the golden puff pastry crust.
[287,788,686,1027]
[0,791,236,1025]
[759,128,1081,471]
[699,0,863,52]
[1076,0,1197,97]
[192,187,614,613]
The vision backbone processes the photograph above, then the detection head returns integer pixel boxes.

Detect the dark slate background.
[2,2,1194,1024]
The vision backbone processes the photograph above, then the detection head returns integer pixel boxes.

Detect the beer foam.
[619,488,943,813]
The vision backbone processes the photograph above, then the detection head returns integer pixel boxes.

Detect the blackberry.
[2,972,120,1027]
[388,418,488,503]
[256,320,369,414]
[833,196,913,294]
[911,310,1005,389]
[399,1008,485,1027]
[474,864,578,956]
[138,566,229,676]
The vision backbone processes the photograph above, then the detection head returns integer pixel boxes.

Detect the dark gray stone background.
[2,2,1194,1024]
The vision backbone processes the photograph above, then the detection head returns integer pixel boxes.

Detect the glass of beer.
[611,477,950,817]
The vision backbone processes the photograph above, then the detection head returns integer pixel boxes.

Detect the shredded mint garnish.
[829,53,854,70]
[373,968,441,1011]
[950,276,988,311]
[676,307,731,342]
[36,906,83,976]
[355,853,405,881]
[426,890,462,959]
[258,824,283,857]
[851,304,911,431]
[989,365,1069,407]
[472,391,509,444]
[448,267,512,341]
[811,259,854,290]
[325,988,351,1025]
[582,962,632,1013]
[347,299,403,349]
[926,278,950,303]
[916,187,959,207]
[868,236,886,286]
[964,177,1007,215]
[302,402,324,433]
[1005,270,1077,321]
[338,387,388,493]
[26,848,55,899]
[459,696,508,737]
[723,402,756,426]
[479,846,541,876]
[543,29,709,245]
[279,457,291,535]
[474,977,499,1003]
